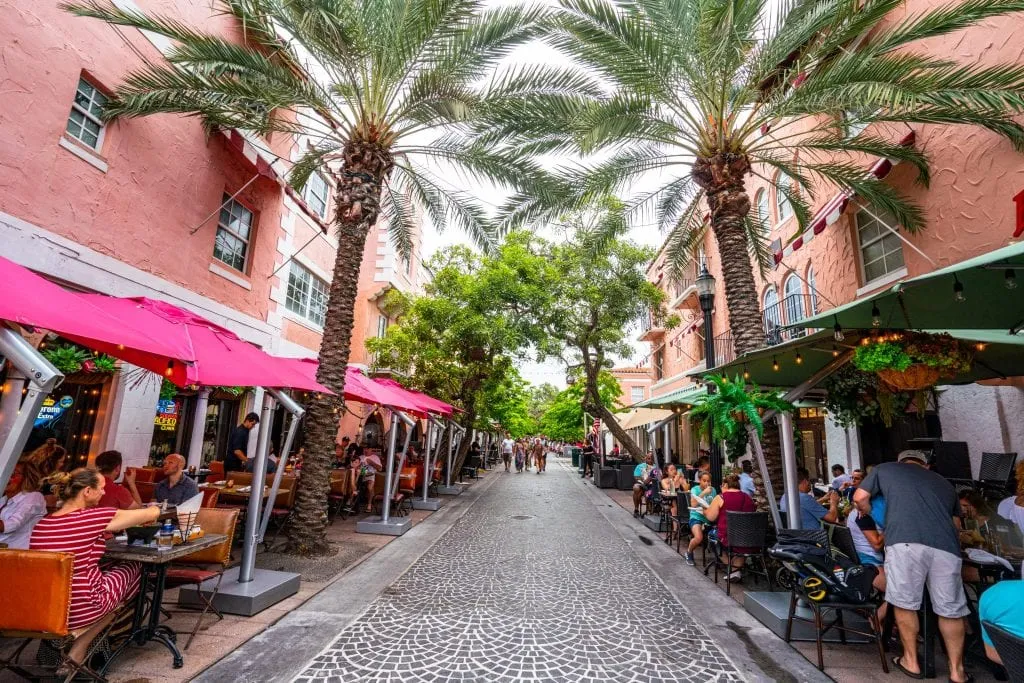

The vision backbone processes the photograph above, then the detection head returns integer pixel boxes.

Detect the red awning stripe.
[772,131,915,265]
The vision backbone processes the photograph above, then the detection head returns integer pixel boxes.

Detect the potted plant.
[822,365,920,428]
[690,374,795,462]
[853,332,973,392]
[41,343,120,384]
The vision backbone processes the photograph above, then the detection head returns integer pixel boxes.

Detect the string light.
[772,356,779,372]
[795,352,803,365]
[833,321,845,342]
[1005,269,1017,290]
[953,275,966,302]
[976,342,987,351]
[871,303,881,327]
[165,360,175,377]
[832,345,840,357]
[743,366,750,380]
[117,344,125,351]
[861,337,871,346]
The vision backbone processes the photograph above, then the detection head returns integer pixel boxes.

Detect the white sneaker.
[726,570,743,582]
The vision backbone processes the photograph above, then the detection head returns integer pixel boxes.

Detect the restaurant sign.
[154,399,180,432]
[35,395,73,428]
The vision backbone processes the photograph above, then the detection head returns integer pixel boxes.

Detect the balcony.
[638,311,667,342]
[762,293,814,346]
[667,261,701,310]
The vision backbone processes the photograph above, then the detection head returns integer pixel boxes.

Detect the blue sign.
[35,395,73,428]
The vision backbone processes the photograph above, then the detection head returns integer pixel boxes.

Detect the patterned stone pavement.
[294,459,743,682]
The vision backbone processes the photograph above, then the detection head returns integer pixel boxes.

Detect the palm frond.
[391,163,497,251]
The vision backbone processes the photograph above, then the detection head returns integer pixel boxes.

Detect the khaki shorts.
[884,543,970,618]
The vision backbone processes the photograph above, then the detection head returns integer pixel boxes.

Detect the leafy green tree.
[527,383,561,425]
[539,370,622,442]
[492,0,1024,356]
[66,0,567,554]
[478,369,538,439]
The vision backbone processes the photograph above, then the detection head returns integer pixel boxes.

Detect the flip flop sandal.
[892,656,925,680]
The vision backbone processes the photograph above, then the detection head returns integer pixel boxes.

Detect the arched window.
[775,173,793,223]
[807,267,819,315]
[784,274,805,324]
[763,287,782,344]
[755,189,770,233]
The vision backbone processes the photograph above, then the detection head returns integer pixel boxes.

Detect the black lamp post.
[695,264,723,489]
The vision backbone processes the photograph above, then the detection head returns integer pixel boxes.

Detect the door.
[796,408,828,484]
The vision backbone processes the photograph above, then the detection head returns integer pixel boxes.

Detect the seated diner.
[703,473,756,581]
[95,450,142,510]
[0,460,47,549]
[780,467,839,529]
[154,453,199,506]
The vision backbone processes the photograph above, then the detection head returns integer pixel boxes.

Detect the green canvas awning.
[703,328,1024,389]
[635,384,707,407]
[792,242,1024,333]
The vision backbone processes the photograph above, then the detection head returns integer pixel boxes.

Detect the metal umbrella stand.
[412,416,443,511]
[436,419,466,495]
[358,409,414,536]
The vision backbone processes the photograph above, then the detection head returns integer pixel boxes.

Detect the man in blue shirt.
[739,461,756,498]
[780,467,839,530]
[980,579,1024,666]
[154,453,200,506]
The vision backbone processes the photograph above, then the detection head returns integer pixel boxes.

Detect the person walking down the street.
[500,436,514,473]
[854,450,971,683]
[581,430,598,478]
[533,439,546,474]
[685,472,717,566]
[514,441,525,473]
[224,412,260,473]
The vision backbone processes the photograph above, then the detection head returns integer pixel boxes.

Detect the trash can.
[570,447,581,468]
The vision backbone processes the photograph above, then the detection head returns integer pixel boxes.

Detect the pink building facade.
[0,0,426,468]
[640,9,1024,480]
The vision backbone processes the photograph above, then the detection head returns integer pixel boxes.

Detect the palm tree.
[64,0,568,554]
[489,0,1024,357]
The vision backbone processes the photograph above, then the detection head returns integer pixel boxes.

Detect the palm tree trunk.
[692,154,763,357]
[286,140,392,556]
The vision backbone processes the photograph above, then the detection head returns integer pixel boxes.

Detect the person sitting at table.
[979,579,1024,666]
[684,472,716,566]
[0,461,47,549]
[660,464,687,493]
[24,439,67,502]
[996,460,1024,537]
[738,461,756,498]
[830,464,853,490]
[154,454,200,506]
[703,474,757,582]
[95,451,142,510]
[781,467,839,530]
[30,468,172,665]
[847,495,888,597]
[632,453,656,517]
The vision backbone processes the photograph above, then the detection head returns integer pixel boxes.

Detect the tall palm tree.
[64,0,571,554]
[488,0,1024,357]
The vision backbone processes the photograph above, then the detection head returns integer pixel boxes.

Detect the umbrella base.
[436,485,464,496]
[178,566,299,616]
[356,516,412,536]
[412,498,441,511]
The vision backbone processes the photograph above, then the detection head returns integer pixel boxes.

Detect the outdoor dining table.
[101,533,226,671]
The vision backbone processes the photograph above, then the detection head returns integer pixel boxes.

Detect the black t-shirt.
[224,424,251,473]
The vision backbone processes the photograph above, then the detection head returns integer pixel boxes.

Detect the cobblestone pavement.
[295,460,743,682]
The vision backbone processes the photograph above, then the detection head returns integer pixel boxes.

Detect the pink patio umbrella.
[0,256,184,367]
[71,295,332,393]
[272,359,427,416]
[373,378,454,416]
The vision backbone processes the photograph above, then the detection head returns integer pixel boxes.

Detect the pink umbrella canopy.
[71,296,332,393]
[271,360,427,416]
[374,378,454,416]
[0,256,184,367]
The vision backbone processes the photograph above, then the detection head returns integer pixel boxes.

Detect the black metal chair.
[933,440,974,488]
[984,622,1024,683]
[979,452,1018,497]
[713,511,773,596]
[670,499,692,551]
[658,490,676,534]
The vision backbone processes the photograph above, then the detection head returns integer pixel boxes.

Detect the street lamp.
[695,264,723,488]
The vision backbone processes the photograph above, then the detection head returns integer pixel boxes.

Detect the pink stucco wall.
[0,0,292,320]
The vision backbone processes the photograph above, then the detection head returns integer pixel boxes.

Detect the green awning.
[792,242,1024,333]
[635,384,707,407]
[703,328,1024,389]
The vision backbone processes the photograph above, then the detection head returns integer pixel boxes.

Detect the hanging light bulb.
[833,321,845,342]
[871,303,881,327]
[976,342,987,351]
[772,356,780,371]
[861,337,871,346]
[1006,269,1017,290]
[743,366,750,380]
[795,352,803,365]
[832,345,840,357]
[165,360,175,377]
[953,275,966,302]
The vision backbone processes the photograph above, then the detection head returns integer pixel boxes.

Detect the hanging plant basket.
[877,364,941,392]
[63,370,110,386]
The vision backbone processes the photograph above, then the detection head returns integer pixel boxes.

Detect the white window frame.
[285,261,328,327]
[755,189,770,233]
[807,267,820,315]
[783,274,805,324]
[66,77,108,151]
[763,287,781,324]
[775,173,794,224]
[213,195,254,273]
[855,207,906,285]
[630,386,644,404]
[376,314,389,339]
[304,172,329,219]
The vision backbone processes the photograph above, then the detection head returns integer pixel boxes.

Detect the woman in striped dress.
[30,468,166,661]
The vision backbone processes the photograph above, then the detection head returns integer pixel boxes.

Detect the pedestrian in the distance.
[514,441,525,473]
[533,439,546,474]
[500,435,514,473]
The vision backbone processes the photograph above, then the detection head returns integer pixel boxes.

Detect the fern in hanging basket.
[853,332,973,392]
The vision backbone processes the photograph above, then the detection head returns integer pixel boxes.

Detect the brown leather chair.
[199,488,220,508]
[207,461,225,481]
[164,507,239,650]
[135,480,156,504]
[0,549,109,681]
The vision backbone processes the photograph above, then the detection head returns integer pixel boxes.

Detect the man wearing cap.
[855,450,969,682]
[224,412,260,473]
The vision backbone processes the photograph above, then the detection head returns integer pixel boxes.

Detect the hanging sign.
[35,395,73,428]
[154,399,180,432]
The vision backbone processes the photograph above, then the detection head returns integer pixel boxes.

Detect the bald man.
[155,453,200,506]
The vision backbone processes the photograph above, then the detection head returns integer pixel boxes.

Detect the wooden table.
[200,484,286,499]
[102,534,226,671]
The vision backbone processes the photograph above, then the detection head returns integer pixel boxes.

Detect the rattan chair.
[714,511,773,596]
[984,622,1024,683]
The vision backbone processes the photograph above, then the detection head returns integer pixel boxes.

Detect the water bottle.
[158,520,174,550]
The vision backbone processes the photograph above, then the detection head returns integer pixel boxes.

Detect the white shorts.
[884,543,969,618]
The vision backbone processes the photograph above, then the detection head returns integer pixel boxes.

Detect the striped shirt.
[30,507,140,629]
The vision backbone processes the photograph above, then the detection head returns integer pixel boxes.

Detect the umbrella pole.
[445,421,454,488]
[747,424,782,530]
[258,389,304,542]
[240,393,275,583]
[779,412,802,530]
[420,419,432,502]
[185,388,211,471]
[0,368,26,447]
[390,416,414,498]
[381,411,399,523]
[0,328,61,492]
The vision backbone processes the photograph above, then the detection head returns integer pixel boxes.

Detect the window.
[856,207,905,283]
[213,196,254,272]
[783,275,805,324]
[654,349,664,380]
[807,267,819,315]
[631,386,644,403]
[66,78,107,150]
[755,189,770,233]
[376,315,388,339]
[775,173,793,223]
[304,173,328,218]
[285,262,328,327]
[763,287,782,344]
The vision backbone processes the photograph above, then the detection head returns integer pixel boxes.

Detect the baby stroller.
[769,530,878,604]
